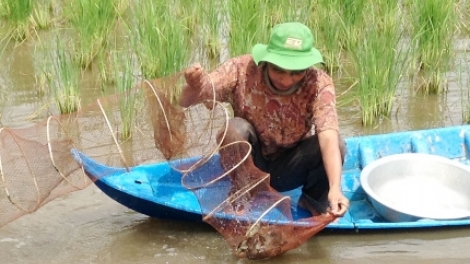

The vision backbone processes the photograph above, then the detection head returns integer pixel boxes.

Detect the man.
[180,22,348,217]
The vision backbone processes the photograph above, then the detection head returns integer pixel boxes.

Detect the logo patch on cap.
[284,38,302,50]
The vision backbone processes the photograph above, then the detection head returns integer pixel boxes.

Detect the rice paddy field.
[1,0,470,263]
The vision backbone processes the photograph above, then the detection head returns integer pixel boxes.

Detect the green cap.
[252,22,324,70]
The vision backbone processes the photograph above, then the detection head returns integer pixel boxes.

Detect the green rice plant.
[263,0,309,26]
[311,0,371,75]
[97,50,113,85]
[184,0,222,64]
[349,1,409,126]
[227,0,271,57]
[45,35,82,114]
[115,0,130,16]
[67,0,117,68]
[456,55,470,123]
[130,0,191,102]
[111,50,140,140]
[293,0,316,23]
[177,0,200,36]
[96,11,132,84]
[97,14,133,86]
[206,0,310,64]
[31,0,56,29]
[202,1,224,63]
[336,0,370,51]
[3,0,34,41]
[310,0,345,74]
[0,1,7,17]
[409,0,457,94]
[223,0,298,63]
[456,0,470,37]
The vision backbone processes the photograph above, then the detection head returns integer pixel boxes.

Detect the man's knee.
[227,117,257,142]
[216,117,258,147]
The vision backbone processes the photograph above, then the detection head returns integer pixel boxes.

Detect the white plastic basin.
[360,153,470,222]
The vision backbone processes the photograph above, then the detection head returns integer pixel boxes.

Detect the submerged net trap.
[0,73,335,259]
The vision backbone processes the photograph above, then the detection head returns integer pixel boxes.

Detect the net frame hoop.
[143,77,229,174]
[176,100,230,174]
[179,71,226,172]
[143,79,174,141]
[0,127,39,212]
[182,140,251,191]
[183,71,222,171]
[96,98,131,171]
[145,79,218,172]
[245,195,291,237]
[46,115,88,188]
[203,171,272,221]
[0,127,10,200]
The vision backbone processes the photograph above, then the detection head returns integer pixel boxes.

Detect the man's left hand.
[328,188,349,217]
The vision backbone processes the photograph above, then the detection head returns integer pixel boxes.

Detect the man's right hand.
[179,63,208,107]
[185,63,206,87]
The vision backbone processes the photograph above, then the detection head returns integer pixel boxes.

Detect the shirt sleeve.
[312,71,339,134]
[199,56,249,103]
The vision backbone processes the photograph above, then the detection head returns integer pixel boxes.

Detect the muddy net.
[0,73,335,259]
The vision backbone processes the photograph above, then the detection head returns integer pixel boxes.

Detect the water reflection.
[1,42,46,128]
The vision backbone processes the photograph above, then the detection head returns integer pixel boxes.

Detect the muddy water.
[1,39,470,263]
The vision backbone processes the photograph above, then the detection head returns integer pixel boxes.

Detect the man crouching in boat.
[179,22,349,217]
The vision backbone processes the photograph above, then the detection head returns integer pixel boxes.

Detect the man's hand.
[328,188,349,217]
[179,63,209,107]
[185,63,206,87]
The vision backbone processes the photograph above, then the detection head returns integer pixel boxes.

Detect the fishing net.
[0,72,335,259]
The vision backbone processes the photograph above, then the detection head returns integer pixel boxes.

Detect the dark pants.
[228,117,346,202]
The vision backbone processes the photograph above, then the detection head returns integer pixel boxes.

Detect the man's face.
[266,63,307,91]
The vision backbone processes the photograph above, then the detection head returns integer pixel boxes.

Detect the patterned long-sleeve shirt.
[197,54,339,157]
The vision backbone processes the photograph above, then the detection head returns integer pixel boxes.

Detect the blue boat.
[72,125,470,230]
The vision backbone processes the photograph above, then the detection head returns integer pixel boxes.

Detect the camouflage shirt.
[199,55,339,157]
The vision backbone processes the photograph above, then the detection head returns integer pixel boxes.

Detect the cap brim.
[252,43,324,70]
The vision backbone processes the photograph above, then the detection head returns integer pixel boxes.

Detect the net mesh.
[0,73,335,259]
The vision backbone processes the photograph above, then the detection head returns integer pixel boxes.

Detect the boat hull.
[73,125,470,230]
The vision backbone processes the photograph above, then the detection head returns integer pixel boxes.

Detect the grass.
[189,0,223,63]
[97,13,133,85]
[263,0,309,25]
[45,34,82,114]
[129,0,191,102]
[409,0,457,94]
[66,0,117,68]
[310,0,344,74]
[227,0,271,57]
[31,0,56,30]
[337,0,369,51]
[2,0,35,41]
[227,0,314,60]
[457,55,470,123]
[111,49,139,140]
[130,0,190,78]
[348,1,409,126]
[462,0,470,35]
